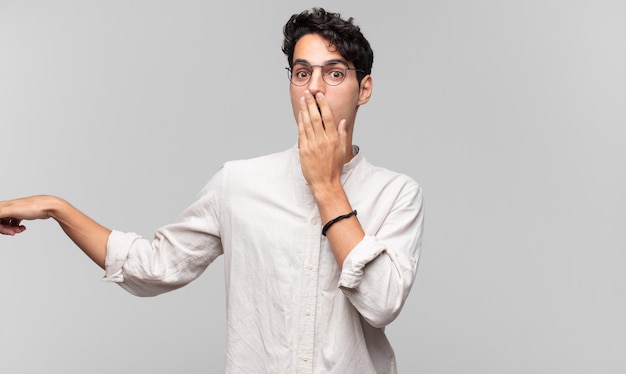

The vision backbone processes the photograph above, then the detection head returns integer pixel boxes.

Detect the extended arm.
[0,195,111,268]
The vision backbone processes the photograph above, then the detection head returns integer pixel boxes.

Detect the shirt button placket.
[296,212,321,373]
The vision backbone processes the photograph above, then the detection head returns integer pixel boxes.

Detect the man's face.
[289,33,370,132]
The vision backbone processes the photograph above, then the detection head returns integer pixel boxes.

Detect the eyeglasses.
[286,60,364,86]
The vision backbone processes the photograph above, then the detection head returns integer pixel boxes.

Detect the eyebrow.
[293,58,350,66]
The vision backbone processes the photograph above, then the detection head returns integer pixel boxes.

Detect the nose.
[307,67,325,96]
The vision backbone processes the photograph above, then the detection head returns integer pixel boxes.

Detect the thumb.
[337,119,347,138]
[337,119,349,151]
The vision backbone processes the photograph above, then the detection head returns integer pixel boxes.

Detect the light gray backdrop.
[1,0,624,373]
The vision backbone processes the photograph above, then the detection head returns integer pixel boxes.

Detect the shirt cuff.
[338,235,387,289]
[102,230,142,283]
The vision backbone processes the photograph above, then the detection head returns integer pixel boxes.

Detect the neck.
[344,143,356,164]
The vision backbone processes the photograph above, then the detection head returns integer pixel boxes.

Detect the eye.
[324,64,346,83]
[295,70,311,79]
[292,64,312,82]
[329,70,345,79]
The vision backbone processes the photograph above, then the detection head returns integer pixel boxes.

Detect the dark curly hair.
[282,8,374,84]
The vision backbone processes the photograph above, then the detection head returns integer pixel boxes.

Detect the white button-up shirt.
[104,145,424,373]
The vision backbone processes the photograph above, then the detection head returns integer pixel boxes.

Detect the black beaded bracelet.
[322,210,357,236]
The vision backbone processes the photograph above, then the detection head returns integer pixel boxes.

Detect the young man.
[0,8,424,373]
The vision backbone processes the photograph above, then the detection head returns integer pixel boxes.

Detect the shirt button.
[311,218,318,225]
[302,355,309,362]
[308,264,314,270]
[305,310,312,316]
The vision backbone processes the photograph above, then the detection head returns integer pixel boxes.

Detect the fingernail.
[304,90,312,98]
[316,92,324,100]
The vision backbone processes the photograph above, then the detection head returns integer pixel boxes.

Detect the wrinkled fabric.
[104,145,424,374]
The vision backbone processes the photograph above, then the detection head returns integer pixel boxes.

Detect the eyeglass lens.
[288,62,350,86]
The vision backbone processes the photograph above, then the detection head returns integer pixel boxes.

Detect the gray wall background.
[1,0,624,372]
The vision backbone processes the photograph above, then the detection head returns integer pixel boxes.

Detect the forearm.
[50,197,111,269]
[0,195,111,269]
[336,184,424,327]
[339,242,414,328]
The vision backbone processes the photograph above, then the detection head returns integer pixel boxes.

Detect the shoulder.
[212,147,299,197]
[349,156,424,213]
[358,156,421,192]
[195,147,297,206]
[221,147,293,178]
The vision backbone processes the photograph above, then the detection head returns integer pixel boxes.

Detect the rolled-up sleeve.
[103,230,142,283]
[101,169,225,297]
[339,183,424,328]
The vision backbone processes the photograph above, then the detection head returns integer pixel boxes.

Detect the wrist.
[41,195,68,220]
[322,210,357,236]
[312,187,354,223]
[309,180,343,201]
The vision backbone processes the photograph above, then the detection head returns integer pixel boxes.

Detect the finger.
[304,90,324,133]
[297,110,307,148]
[337,119,347,138]
[299,96,315,140]
[335,118,349,160]
[0,217,22,227]
[0,224,26,236]
[315,92,336,136]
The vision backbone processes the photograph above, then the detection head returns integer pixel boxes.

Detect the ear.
[357,75,373,105]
